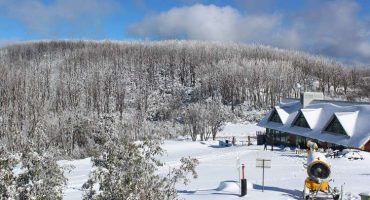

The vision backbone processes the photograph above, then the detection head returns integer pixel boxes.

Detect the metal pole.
[262,160,265,192]
[237,157,240,189]
[242,164,245,179]
[241,163,247,196]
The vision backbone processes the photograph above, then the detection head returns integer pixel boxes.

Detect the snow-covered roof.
[301,108,322,129]
[258,99,370,149]
[274,100,301,124]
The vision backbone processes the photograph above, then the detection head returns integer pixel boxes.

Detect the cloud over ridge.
[128,4,298,48]
[129,2,370,63]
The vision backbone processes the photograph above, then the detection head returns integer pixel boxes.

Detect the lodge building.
[258,92,370,152]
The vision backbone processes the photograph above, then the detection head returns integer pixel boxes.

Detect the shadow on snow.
[253,184,302,200]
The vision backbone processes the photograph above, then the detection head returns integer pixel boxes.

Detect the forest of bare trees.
[0,40,369,158]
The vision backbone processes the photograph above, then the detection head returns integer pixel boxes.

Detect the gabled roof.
[292,111,310,129]
[268,109,282,123]
[274,100,301,124]
[275,107,289,124]
[258,99,370,149]
[323,115,348,136]
[301,108,322,129]
[334,111,359,137]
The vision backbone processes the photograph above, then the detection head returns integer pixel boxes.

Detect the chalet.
[258,92,370,152]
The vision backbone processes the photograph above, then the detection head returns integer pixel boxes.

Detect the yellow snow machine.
[302,141,340,200]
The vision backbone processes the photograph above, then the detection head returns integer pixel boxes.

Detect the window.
[292,111,310,128]
[324,116,347,136]
[268,109,282,123]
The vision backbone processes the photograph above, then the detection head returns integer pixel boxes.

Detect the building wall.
[266,128,307,148]
[265,128,347,150]
[364,140,370,152]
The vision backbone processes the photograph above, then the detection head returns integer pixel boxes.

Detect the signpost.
[256,158,271,192]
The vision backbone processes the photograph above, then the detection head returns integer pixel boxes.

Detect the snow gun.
[302,140,340,200]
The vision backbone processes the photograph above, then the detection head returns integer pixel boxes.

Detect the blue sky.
[0,0,369,64]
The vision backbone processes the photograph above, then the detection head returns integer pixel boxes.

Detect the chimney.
[300,92,324,107]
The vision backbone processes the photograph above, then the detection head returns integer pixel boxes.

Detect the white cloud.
[358,43,370,58]
[1,0,119,36]
[295,0,370,62]
[129,2,370,63]
[129,4,297,47]
[129,4,240,42]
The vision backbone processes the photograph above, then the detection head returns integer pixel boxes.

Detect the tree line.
[0,40,369,157]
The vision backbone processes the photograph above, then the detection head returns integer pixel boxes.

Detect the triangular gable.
[334,111,359,137]
[268,109,282,123]
[292,111,310,128]
[275,107,290,124]
[301,108,322,129]
[324,115,348,136]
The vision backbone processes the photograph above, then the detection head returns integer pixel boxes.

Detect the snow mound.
[176,135,191,141]
[215,180,253,193]
[216,181,240,193]
[283,147,292,152]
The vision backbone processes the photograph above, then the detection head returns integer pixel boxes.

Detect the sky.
[0,0,369,64]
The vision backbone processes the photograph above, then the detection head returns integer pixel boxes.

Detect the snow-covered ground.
[162,141,370,200]
[61,123,370,200]
[59,158,91,199]
[218,122,265,137]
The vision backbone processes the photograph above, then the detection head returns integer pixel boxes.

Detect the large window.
[293,111,310,128]
[269,109,282,123]
[324,116,347,136]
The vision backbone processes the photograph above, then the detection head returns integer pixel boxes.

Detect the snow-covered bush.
[0,147,66,200]
[15,150,67,200]
[0,147,19,199]
[83,137,198,200]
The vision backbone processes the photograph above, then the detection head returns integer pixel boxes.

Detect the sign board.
[256,159,271,168]
[256,158,271,192]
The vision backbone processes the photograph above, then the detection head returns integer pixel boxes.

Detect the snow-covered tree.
[0,40,367,157]
[15,150,66,200]
[0,147,18,199]
[0,147,66,200]
[184,103,204,141]
[83,137,198,200]
[206,100,227,141]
